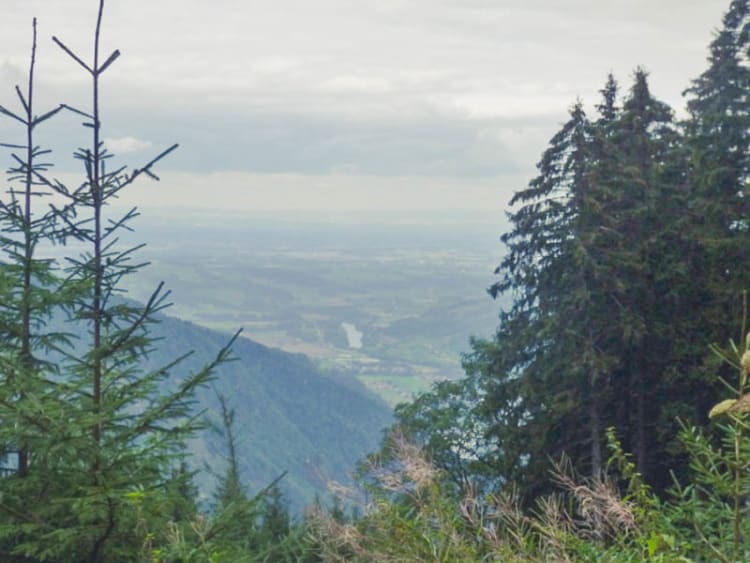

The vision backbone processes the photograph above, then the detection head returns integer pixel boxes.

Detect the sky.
[0,0,732,212]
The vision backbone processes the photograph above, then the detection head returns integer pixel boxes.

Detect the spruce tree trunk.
[634,366,647,477]
[590,382,602,481]
[18,18,39,479]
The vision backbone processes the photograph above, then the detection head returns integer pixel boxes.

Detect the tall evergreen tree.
[211,393,258,551]
[597,68,685,484]
[0,18,78,556]
[684,0,750,345]
[0,2,235,560]
[0,17,65,479]
[463,100,609,496]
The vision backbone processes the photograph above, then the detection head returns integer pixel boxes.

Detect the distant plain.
[123,208,506,406]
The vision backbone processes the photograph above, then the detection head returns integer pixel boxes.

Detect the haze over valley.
[126,208,505,407]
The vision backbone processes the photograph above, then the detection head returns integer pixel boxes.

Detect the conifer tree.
[389,95,628,499]
[0,17,76,556]
[211,393,258,551]
[684,0,750,347]
[490,97,630,488]
[0,17,65,479]
[0,2,235,560]
[466,101,606,495]
[596,68,685,484]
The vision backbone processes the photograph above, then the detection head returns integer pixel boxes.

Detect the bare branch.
[52,36,93,74]
[61,104,94,120]
[0,105,27,125]
[15,86,29,114]
[98,49,121,74]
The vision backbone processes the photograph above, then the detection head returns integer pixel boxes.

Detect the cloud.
[1,0,726,122]
[0,0,730,195]
[94,107,550,178]
[103,136,152,154]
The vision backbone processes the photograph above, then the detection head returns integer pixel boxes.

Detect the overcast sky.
[0,0,731,211]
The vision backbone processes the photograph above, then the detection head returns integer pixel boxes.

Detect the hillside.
[51,305,392,511]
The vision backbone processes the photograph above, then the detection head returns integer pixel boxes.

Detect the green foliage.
[386,378,495,492]
[314,431,662,562]
[314,352,750,561]
[0,15,68,494]
[661,325,750,562]
[314,435,485,562]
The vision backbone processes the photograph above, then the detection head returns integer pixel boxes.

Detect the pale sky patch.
[103,136,153,154]
[115,171,521,213]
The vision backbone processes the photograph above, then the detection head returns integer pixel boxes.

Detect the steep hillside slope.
[54,306,392,510]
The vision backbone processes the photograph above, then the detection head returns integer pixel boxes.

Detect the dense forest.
[2,0,750,561]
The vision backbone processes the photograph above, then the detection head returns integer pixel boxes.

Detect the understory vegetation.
[1,0,750,561]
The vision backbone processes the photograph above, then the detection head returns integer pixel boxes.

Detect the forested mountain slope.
[146,311,392,509]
